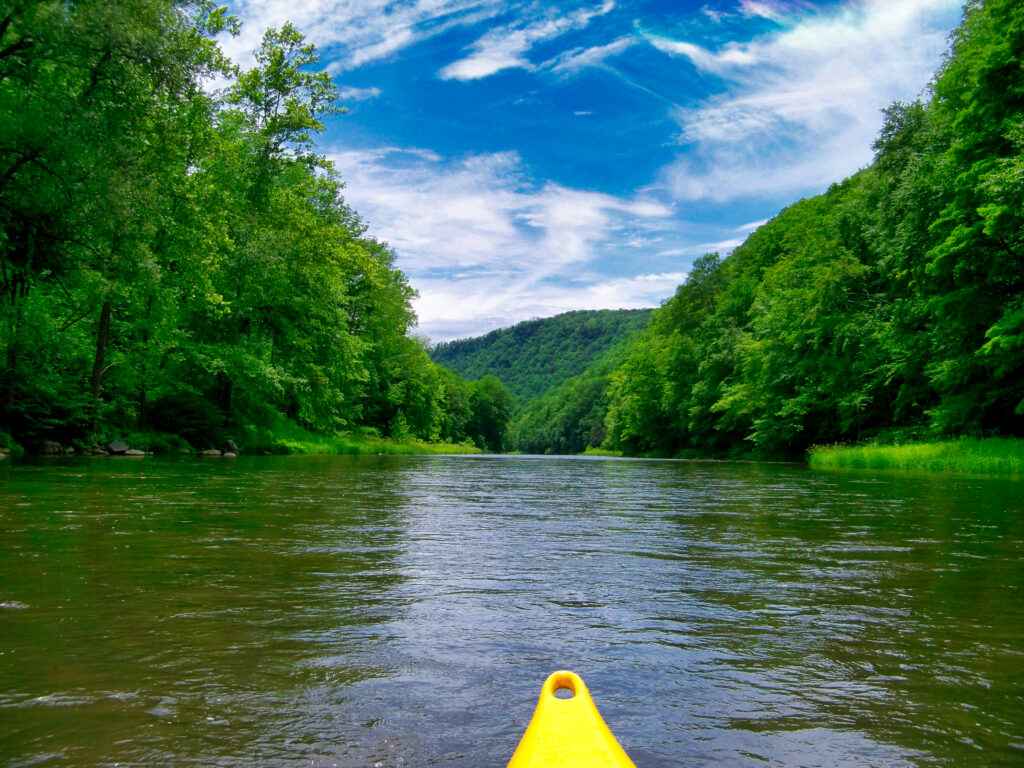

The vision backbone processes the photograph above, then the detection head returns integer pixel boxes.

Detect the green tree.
[467,375,512,451]
[922,0,1024,433]
[0,0,234,444]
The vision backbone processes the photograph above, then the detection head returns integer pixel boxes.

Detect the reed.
[807,438,1024,476]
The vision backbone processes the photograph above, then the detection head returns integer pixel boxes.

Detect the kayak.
[507,671,637,768]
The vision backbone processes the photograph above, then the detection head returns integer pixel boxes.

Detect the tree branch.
[0,35,32,60]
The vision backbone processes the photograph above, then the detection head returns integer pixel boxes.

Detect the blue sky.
[220,0,964,342]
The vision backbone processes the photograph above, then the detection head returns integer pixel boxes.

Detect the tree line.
[430,309,652,455]
[0,1,511,453]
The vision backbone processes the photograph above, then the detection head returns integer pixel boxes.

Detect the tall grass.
[582,447,623,457]
[242,421,481,456]
[808,438,1024,477]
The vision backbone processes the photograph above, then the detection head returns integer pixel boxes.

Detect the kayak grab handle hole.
[548,671,579,699]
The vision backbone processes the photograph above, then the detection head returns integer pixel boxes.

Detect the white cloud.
[416,271,686,341]
[547,36,635,75]
[219,0,507,72]
[736,217,770,232]
[338,86,382,101]
[700,6,728,24]
[647,0,963,202]
[438,1,615,81]
[328,146,681,340]
[645,35,759,71]
[738,0,790,21]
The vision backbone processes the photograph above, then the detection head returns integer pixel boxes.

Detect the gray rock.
[91,448,109,456]
[201,448,222,457]
[123,449,146,457]
[41,440,62,455]
[225,439,240,454]
[178,446,192,455]
[223,451,237,458]
[64,446,76,455]
[0,453,7,460]
[106,439,128,455]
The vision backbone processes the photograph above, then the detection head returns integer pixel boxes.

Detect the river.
[1,454,1022,767]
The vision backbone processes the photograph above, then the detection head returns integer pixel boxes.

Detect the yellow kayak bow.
[507,671,637,768]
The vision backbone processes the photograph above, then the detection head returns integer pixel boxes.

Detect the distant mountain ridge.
[429,309,654,404]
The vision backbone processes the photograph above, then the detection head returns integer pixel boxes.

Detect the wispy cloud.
[738,0,794,21]
[547,35,635,75]
[646,0,962,202]
[645,34,758,71]
[328,146,680,339]
[438,1,615,81]
[415,271,687,341]
[700,6,728,25]
[220,0,507,72]
[338,85,382,102]
[736,217,769,232]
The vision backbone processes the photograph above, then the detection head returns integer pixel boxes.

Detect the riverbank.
[0,422,482,459]
[243,422,481,456]
[807,437,1024,476]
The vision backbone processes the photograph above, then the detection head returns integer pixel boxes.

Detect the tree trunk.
[2,232,33,410]
[90,300,111,398]
[137,294,152,426]
[2,331,16,410]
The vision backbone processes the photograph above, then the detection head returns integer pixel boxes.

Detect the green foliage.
[145,391,226,449]
[432,309,654,455]
[808,438,1024,477]
[430,309,653,404]
[466,375,513,451]
[599,0,1024,459]
[239,418,480,456]
[512,364,613,455]
[0,2,477,452]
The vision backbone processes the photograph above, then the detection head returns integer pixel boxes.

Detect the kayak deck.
[507,671,637,768]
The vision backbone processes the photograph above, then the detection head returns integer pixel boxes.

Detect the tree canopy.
[0,1,489,452]
[598,0,1024,457]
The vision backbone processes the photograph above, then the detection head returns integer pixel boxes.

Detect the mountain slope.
[429,309,654,405]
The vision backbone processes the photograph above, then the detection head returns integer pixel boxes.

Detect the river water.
[1,455,1022,767]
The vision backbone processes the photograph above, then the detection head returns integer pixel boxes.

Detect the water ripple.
[1,455,1022,766]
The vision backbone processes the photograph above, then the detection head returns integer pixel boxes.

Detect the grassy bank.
[0,422,482,458]
[240,421,481,456]
[808,438,1024,477]
[582,447,623,457]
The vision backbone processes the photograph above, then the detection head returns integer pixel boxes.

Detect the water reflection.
[1,457,411,766]
[1,455,1022,767]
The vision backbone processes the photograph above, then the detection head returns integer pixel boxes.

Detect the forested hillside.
[5,0,1020,461]
[429,309,653,404]
[0,1,509,453]
[510,352,621,455]
[527,0,1024,458]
